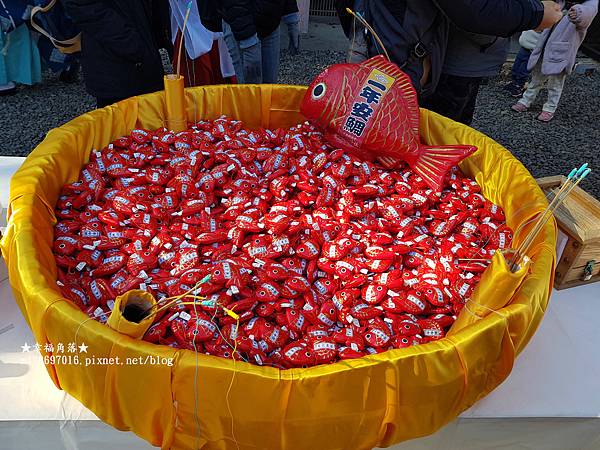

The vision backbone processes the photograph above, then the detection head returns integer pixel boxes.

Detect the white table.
[0,157,24,228]
[1,156,599,450]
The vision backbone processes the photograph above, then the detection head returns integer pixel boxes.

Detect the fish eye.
[312,83,327,100]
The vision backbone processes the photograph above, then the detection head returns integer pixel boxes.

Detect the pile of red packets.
[54,117,512,368]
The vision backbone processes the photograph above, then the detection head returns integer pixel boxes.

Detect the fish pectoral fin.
[411,145,478,192]
[376,156,401,169]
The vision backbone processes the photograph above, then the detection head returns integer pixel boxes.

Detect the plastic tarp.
[0,85,556,450]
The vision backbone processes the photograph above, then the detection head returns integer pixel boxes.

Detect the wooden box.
[537,176,600,290]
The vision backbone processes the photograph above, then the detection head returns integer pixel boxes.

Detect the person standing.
[200,0,299,84]
[512,0,598,121]
[420,29,509,125]
[504,30,542,97]
[30,0,82,84]
[170,0,236,87]
[62,0,168,107]
[0,0,42,94]
[336,0,563,100]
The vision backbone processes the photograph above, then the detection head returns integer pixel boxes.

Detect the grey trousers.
[518,64,567,113]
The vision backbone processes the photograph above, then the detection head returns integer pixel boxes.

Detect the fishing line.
[461,299,508,321]
[192,292,202,450]
[454,186,572,319]
[511,165,591,269]
[348,8,356,62]
[345,8,390,61]
[225,318,241,450]
[73,308,111,348]
[176,1,193,78]
[454,196,552,281]
[144,275,211,319]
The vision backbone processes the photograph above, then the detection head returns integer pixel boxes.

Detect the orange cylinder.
[164,74,187,132]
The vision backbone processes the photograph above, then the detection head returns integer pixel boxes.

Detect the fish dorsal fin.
[362,55,421,134]
[362,55,407,80]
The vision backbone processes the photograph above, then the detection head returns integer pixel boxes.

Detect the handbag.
[30,0,81,54]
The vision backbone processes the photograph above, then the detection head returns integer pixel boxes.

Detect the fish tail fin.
[413,145,477,191]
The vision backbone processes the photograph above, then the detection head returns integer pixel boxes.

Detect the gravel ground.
[472,71,600,199]
[1,49,598,198]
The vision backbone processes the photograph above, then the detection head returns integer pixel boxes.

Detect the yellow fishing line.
[225,318,241,450]
[147,278,210,318]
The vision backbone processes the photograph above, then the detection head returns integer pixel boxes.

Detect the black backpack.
[337,0,448,99]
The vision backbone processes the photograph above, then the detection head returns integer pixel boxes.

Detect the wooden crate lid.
[537,175,600,242]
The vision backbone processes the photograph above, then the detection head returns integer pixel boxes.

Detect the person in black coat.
[62,0,169,107]
[337,0,562,98]
[200,0,299,84]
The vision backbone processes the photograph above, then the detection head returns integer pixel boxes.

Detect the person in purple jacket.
[512,0,599,122]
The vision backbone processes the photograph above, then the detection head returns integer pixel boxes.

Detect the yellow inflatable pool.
[1,85,556,450]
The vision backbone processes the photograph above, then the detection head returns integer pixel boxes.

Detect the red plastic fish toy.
[300,55,477,191]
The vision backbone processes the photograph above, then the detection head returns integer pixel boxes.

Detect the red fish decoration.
[300,55,477,191]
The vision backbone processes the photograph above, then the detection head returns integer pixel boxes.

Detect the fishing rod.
[509,164,591,271]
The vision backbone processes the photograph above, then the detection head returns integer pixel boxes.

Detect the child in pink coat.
[512,0,598,122]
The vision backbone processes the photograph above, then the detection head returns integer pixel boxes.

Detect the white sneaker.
[0,81,16,95]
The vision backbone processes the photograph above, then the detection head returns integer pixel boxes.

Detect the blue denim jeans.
[222,21,280,84]
[511,47,532,86]
[222,21,245,82]
[260,26,281,84]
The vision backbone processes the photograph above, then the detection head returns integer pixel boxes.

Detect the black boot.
[59,60,80,84]
[503,82,525,97]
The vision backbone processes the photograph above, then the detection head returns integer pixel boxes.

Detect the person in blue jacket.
[0,0,42,94]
